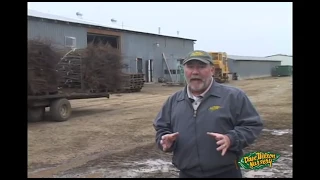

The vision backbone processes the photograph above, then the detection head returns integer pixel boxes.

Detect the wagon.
[27,92,110,122]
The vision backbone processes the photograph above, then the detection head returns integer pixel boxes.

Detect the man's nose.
[191,68,200,74]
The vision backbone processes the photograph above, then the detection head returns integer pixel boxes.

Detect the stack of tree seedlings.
[56,41,123,93]
[28,39,124,95]
[28,39,61,95]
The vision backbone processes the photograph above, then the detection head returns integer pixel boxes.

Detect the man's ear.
[210,66,215,76]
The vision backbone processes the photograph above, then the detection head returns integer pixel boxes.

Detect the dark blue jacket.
[153,81,263,177]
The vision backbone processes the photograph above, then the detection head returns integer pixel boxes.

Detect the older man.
[153,50,263,178]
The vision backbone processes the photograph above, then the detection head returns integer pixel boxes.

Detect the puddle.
[118,159,175,177]
[56,153,292,178]
[263,129,292,135]
[244,171,275,178]
[116,153,292,178]
[28,166,54,174]
[55,159,178,178]
[126,159,172,172]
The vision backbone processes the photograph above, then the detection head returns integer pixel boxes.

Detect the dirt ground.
[28,76,292,178]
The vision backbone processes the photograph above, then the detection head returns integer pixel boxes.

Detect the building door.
[136,58,143,73]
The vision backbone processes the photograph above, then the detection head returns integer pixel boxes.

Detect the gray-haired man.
[153,50,263,178]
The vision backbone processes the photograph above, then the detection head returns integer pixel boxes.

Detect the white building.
[265,54,292,66]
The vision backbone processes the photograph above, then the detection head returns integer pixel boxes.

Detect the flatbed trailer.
[27,92,110,122]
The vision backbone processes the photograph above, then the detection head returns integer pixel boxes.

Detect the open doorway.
[136,58,143,73]
[177,58,184,65]
[87,33,119,49]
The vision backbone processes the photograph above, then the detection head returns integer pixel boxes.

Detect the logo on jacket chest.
[208,105,221,111]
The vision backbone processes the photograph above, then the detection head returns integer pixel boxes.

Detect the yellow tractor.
[208,52,230,83]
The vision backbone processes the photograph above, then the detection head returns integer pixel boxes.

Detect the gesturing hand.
[207,132,231,156]
[160,132,179,152]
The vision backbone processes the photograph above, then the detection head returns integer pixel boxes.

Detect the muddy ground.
[28,76,292,178]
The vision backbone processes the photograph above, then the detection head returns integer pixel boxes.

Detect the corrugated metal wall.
[28,18,195,82]
[227,58,236,73]
[230,60,281,79]
[28,19,87,49]
[266,55,292,66]
[120,32,194,82]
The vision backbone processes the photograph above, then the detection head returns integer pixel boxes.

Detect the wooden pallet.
[109,73,145,93]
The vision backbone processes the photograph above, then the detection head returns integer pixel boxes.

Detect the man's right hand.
[160,132,179,152]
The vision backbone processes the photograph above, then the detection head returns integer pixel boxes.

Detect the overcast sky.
[28,2,292,57]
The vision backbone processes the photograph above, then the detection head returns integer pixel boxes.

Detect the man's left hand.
[207,132,231,156]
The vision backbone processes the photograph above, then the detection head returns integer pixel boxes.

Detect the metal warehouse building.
[265,54,292,66]
[228,55,281,80]
[27,9,196,82]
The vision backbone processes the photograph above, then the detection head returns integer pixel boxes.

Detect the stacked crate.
[109,73,145,93]
[120,73,145,92]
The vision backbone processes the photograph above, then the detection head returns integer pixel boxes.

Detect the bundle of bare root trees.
[28,39,61,95]
[82,42,123,92]
[28,39,124,95]
[57,41,124,93]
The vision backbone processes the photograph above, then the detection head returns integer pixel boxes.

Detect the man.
[153,50,263,178]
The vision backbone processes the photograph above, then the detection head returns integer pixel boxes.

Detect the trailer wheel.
[28,107,45,122]
[50,98,72,122]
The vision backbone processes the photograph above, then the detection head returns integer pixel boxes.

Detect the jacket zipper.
[188,101,204,175]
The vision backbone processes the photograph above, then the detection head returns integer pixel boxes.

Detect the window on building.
[65,36,76,48]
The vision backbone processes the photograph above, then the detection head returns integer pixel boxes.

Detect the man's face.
[184,60,214,92]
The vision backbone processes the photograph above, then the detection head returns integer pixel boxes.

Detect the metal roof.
[265,54,292,58]
[228,55,281,62]
[27,9,197,41]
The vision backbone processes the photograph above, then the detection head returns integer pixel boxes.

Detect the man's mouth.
[190,78,203,82]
